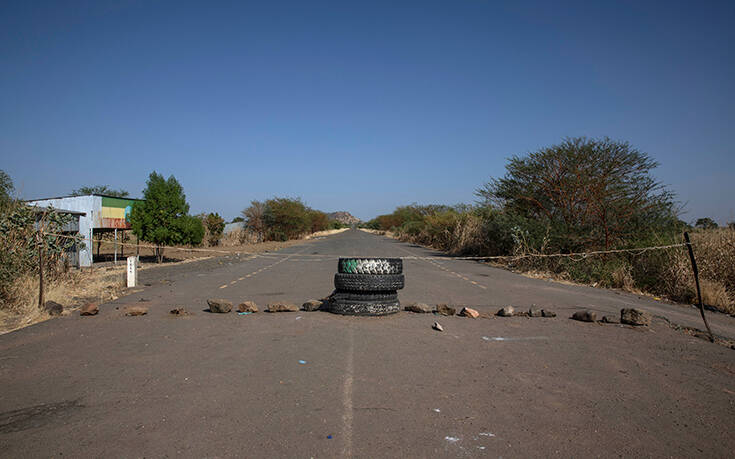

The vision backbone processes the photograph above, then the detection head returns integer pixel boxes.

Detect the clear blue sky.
[2,0,733,223]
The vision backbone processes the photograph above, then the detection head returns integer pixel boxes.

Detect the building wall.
[27,196,99,267]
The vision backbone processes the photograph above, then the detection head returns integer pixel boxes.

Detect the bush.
[263,197,311,241]
[203,213,225,246]
[0,202,81,312]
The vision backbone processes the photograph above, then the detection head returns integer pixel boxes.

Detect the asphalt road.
[1,229,734,457]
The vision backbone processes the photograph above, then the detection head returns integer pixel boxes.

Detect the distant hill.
[327,211,361,225]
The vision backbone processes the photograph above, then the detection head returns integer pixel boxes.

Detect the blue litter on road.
[298,360,307,365]
[327,435,332,439]
[238,311,253,316]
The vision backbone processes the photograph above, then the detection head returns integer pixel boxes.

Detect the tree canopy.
[130,172,202,262]
[476,137,676,251]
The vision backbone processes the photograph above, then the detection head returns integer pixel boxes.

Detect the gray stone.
[620,308,651,326]
[43,301,63,316]
[497,306,515,317]
[528,307,543,317]
[80,303,98,316]
[301,300,322,311]
[435,304,456,316]
[170,307,189,316]
[541,309,557,318]
[432,322,444,332]
[238,301,259,313]
[207,298,233,313]
[571,310,596,322]
[267,302,299,312]
[601,315,619,324]
[405,303,432,313]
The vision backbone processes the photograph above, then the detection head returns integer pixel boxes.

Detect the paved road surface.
[1,229,734,457]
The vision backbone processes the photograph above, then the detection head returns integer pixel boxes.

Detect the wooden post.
[684,232,714,342]
[37,230,45,309]
[114,228,118,265]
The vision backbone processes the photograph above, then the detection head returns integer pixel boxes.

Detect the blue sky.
[1,0,733,223]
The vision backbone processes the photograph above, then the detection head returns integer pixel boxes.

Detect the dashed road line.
[218,250,305,289]
[396,245,488,290]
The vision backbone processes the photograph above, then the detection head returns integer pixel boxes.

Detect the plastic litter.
[298,360,307,365]
[327,435,332,439]
[238,311,253,316]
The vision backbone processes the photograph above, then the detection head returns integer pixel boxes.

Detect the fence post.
[37,229,44,309]
[683,232,714,342]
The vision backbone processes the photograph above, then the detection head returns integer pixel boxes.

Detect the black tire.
[334,273,405,292]
[327,298,400,316]
[338,258,403,275]
[331,291,399,302]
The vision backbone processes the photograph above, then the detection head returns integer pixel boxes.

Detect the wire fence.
[42,231,689,263]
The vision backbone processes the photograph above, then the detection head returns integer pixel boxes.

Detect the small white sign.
[127,256,137,288]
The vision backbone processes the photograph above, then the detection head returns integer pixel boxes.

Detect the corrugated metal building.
[31,206,86,268]
[26,194,143,267]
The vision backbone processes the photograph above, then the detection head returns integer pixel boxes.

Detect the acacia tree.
[476,137,676,251]
[130,172,203,262]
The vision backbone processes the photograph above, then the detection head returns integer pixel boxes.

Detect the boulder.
[43,301,63,316]
[124,306,148,316]
[497,306,514,317]
[601,315,619,324]
[238,301,259,313]
[571,310,596,322]
[459,307,479,318]
[435,304,456,316]
[301,300,322,312]
[528,307,543,318]
[405,303,432,313]
[80,303,98,316]
[620,308,651,326]
[170,307,189,316]
[207,298,233,313]
[541,309,557,318]
[267,302,299,312]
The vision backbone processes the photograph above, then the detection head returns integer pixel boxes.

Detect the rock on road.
[1,229,734,457]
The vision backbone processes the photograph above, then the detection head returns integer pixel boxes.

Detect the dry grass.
[0,268,125,334]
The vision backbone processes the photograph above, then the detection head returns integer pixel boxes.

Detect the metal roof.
[25,194,143,202]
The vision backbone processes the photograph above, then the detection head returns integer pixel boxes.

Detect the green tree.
[130,172,202,262]
[263,197,310,241]
[71,185,129,197]
[694,217,718,230]
[476,137,676,251]
[204,212,225,246]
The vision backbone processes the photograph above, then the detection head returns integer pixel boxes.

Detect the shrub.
[204,212,225,246]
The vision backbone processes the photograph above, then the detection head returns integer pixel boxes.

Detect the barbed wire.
[41,231,689,263]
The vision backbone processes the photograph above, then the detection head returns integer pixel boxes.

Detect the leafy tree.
[204,212,225,246]
[130,172,202,262]
[231,216,244,223]
[71,185,129,197]
[694,217,718,230]
[476,137,676,251]
[263,197,310,241]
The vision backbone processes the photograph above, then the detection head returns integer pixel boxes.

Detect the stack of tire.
[328,258,404,316]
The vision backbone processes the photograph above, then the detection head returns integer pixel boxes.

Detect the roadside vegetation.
[364,137,734,314]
